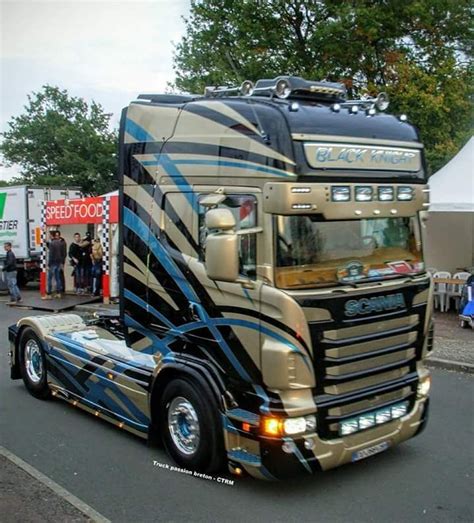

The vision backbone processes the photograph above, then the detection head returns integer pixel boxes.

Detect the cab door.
[185,190,264,383]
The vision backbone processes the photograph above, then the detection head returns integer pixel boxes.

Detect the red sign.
[46,195,118,225]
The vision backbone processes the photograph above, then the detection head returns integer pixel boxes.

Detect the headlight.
[262,414,317,436]
[417,376,431,398]
[397,186,414,201]
[378,186,394,201]
[355,186,373,201]
[331,186,350,202]
[283,417,307,435]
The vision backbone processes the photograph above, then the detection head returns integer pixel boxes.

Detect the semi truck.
[8,77,432,479]
[0,186,81,286]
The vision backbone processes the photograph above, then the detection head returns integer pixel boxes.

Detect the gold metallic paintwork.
[326,331,417,359]
[323,315,419,342]
[261,337,315,390]
[328,386,411,417]
[326,348,415,376]
[412,287,430,305]
[17,314,85,338]
[302,307,331,322]
[125,104,180,144]
[276,388,317,417]
[263,182,429,218]
[308,397,427,471]
[324,366,410,395]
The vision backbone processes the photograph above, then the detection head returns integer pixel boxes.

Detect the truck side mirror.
[204,208,239,282]
[205,233,239,282]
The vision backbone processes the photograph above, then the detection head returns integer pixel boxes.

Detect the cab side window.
[198,194,257,279]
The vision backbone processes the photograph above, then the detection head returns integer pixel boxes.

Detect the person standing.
[91,238,103,296]
[56,230,67,293]
[3,242,22,304]
[43,230,67,299]
[79,232,93,293]
[69,232,82,293]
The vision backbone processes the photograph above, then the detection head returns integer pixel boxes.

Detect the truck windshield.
[275,216,424,289]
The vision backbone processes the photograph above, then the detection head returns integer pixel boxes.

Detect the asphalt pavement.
[0,291,473,522]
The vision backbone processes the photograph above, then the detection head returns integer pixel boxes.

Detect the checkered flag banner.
[102,196,110,299]
[40,200,47,295]
[40,201,47,271]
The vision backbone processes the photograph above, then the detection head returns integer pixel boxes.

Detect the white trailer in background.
[0,186,82,286]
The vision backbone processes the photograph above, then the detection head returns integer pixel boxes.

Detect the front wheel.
[159,378,224,473]
[19,328,50,399]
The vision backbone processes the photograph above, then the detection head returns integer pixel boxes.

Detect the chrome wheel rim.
[168,396,200,456]
[24,339,43,384]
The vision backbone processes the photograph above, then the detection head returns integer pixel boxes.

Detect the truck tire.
[18,328,50,400]
[159,377,225,473]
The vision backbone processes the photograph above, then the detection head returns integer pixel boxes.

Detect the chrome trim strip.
[291,134,424,149]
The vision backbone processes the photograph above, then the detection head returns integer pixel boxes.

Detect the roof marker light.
[378,186,394,201]
[332,103,341,112]
[292,203,312,210]
[351,105,359,114]
[399,114,408,122]
[355,186,373,202]
[331,186,351,202]
[291,187,311,193]
[397,186,414,201]
[289,102,300,112]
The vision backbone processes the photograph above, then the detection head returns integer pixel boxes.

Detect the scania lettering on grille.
[344,293,406,317]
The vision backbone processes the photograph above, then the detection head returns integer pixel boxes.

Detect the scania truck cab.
[9,76,432,479]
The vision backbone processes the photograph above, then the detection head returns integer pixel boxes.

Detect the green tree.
[173,0,472,172]
[0,86,118,195]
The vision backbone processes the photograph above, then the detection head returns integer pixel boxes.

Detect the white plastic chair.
[447,272,471,311]
[433,271,451,312]
[426,267,438,276]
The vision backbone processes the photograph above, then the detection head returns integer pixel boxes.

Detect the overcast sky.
[0,0,191,180]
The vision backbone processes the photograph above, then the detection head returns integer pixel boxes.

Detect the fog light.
[391,402,408,419]
[340,419,358,436]
[355,186,373,202]
[375,409,392,424]
[378,186,394,201]
[358,413,376,429]
[283,417,307,435]
[417,376,431,397]
[331,186,350,202]
[397,186,414,201]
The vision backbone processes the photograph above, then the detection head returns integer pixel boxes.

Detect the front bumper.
[225,396,429,480]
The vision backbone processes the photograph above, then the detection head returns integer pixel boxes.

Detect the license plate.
[352,441,389,462]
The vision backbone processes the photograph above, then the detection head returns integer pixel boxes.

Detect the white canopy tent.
[429,137,474,212]
[424,137,474,273]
